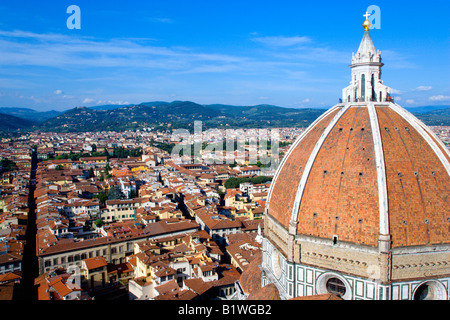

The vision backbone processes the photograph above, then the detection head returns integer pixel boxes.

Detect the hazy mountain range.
[0,102,449,133]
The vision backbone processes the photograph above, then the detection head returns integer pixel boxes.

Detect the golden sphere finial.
[363,11,371,31]
[363,19,371,31]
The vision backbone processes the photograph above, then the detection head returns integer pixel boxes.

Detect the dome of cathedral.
[259,15,450,301]
[266,102,450,248]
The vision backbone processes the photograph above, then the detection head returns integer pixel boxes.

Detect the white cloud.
[381,50,417,69]
[54,89,63,95]
[20,95,41,103]
[95,100,130,105]
[150,17,174,24]
[0,29,247,72]
[85,98,136,106]
[414,86,432,91]
[406,99,415,104]
[429,95,450,101]
[252,35,311,47]
[82,98,95,104]
[0,30,71,42]
[390,88,403,95]
[292,98,312,107]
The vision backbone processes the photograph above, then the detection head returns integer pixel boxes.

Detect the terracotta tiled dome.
[267,103,450,248]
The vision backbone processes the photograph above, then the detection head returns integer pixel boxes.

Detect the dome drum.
[261,235,450,300]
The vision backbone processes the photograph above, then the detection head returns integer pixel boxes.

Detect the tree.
[0,159,18,172]
[224,177,241,189]
[88,167,95,178]
[92,193,108,205]
[224,176,272,189]
[94,219,104,228]
[103,164,113,180]
[112,146,143,159]
[107,185,123,200]
[255,160,267,168]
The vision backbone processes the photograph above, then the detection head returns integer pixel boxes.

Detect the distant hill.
[205,103,326,127]
[38,101,327,132]
[411,107,450,126]
[39,101,223,132]
[406,105,450,114]
[0,107,61,123]
[1,102,450,134]
[33,101,450,133]
[0,112,36,131]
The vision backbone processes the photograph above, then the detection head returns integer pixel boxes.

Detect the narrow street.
[17,147,38,300]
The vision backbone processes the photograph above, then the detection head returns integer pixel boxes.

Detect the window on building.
[413,281,446,300]
[326,277,347,297]
[414,284,432,300]
[361,74,366,100]
[371,74,376,100]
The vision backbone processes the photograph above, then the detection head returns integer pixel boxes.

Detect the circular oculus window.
[316,273,352,300]
[271,248,282,279]
[413,281,447,300]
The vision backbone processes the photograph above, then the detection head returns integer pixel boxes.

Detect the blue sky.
[0,0,448,111]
